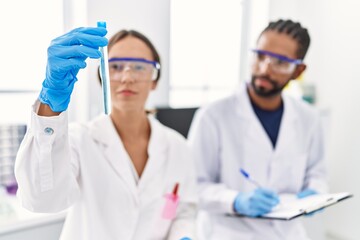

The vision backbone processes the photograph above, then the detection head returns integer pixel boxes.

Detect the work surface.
[0,194,66,236]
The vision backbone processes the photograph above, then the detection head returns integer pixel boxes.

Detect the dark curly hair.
[260,19,310,60]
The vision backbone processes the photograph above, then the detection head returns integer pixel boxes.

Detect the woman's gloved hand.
[39,27,108,112]
[233,188,280,217]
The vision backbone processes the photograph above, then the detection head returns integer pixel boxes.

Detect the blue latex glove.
[297,189,317,199]
[179,238,191,240]
[39,27,108,112]
[234,188,280,217]
[297,189,322,216]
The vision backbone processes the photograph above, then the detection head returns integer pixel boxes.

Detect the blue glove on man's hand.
[297,189,317,199]
[233,188,280,217]
[39,27,108,112]
[297,189,322,216]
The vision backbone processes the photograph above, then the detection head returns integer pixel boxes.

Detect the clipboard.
[229,192,353,221]
[261,192,352,220]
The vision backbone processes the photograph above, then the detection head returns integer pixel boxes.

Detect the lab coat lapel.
[138,117,168,191]
[89,115,139,202]
[234,85,273,153]
[274,95,299,155]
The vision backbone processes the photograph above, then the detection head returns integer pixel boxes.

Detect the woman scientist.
[14,26,197,240]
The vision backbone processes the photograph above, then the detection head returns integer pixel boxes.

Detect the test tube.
[97,21,111,115]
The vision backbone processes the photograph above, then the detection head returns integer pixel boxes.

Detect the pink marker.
[162,183,180,220]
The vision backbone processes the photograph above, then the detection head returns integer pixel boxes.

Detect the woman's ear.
[151,80,158,90]
[97,66,102,84]
[292,64,307,80]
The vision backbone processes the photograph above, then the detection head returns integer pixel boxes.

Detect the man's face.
[250,30,303,98]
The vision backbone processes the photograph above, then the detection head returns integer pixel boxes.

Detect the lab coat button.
[44,127,54,135]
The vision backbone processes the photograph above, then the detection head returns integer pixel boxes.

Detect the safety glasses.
[251,49,302,74]
[108,57,160,82]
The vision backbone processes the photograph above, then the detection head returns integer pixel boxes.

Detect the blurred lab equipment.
[0,124,26,194]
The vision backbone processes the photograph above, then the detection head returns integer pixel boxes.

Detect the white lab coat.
[15,101,198,240]
[188,84,327,240]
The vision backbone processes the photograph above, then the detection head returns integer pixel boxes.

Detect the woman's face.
[108,36,157,113]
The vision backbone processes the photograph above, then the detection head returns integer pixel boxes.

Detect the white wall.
[267,0,360,239]
[0,0,63,125]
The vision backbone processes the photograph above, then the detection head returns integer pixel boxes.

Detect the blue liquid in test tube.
[97,21,111,115]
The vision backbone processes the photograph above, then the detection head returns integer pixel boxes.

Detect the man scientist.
[188,19,327,240]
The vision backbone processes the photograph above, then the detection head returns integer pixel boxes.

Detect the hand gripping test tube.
[97,21,111,115]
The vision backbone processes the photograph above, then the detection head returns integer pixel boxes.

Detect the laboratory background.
[0,0,359,239]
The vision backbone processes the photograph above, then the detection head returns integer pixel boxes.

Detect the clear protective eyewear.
[108,57,161,82]
[251,49,302,74]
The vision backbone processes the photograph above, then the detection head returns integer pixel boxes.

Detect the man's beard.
[250,75,289,98]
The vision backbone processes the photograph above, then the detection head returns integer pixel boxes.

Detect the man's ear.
[292,64,307,80]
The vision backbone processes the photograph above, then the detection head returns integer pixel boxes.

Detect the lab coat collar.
[234,82,299,153]
[88,115,139,202]
[88,114,116,145]
[273,94,299,154]
[138,116,169,190]
[234,82,298,122]
[88,114,169,200]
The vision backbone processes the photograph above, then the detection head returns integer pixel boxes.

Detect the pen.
[240,168,282,210]
[162,182,180,220]
[239,168,262,188]
[172,182,179,199]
